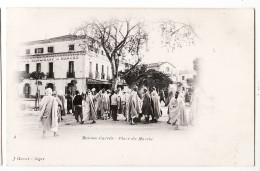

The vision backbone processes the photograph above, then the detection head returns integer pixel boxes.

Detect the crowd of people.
[38,86,196,138]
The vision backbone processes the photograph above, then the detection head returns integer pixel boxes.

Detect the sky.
[7,8,206,71]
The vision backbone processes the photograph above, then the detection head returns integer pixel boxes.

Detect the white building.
[18,35,125,98]
[147,61,178,82]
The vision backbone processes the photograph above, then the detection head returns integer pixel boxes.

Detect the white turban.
[45,88,52,96]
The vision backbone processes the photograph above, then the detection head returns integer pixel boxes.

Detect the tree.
[193,57,200,75]
[75,18,148,90]
[176,81,183,88]
[186,77,196,88]
[120,64,173,91]
[30,71,45,110]
[30,71,45,92]
[159,20,199,52]
[17,71,30,83]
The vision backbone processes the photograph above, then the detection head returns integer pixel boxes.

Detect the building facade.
[18,35,125,98]
[178,70,196,93]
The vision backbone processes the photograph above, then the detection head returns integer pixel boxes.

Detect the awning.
[86,78,111,85]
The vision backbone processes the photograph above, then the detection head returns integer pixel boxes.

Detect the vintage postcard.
[6,8,254,166]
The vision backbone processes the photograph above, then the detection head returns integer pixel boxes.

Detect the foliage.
[18,71,30,83]
[159,20,199,52]
[185,92,190,103]
[75,18,149,89]
[30,71,45,80]
[120,64,173,90]
[176,82,183,88]
[186,77,196,87]
[193,57,199,73]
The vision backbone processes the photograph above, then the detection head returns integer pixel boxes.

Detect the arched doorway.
[66,80,77,96]
[23,83,31,98]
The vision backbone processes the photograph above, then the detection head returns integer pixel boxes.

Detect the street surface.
[14,99,192,140]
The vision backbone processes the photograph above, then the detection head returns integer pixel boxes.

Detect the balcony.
[95,71,100,80]
[67,71,75,78]
[101,73,105,79]
[46,72,54,78]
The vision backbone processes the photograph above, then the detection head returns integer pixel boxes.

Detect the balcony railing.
[46,72,54,78]
[95,71,100,79]
[67,71,75,78]
[101,73,105,79]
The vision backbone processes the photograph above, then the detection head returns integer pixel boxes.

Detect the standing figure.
[52,91,63,123]
[110,90,119,121]
[128,86,141,125]
[142,87,153,124]
[117,87,123,114]
[166,90,175,124]
[35,90,41,111]
[100,89,109,120]
[178,91,188,126]
[190,88,198,125]
[106,89,111,119]
[39,88,59,138]
[66,91,73,114]
[121,90,129,121]
[57,90,66,121]
[91,88,97,96]
[73,90,83,123]
[83,90,97,124]
[159,89,166,105]
[168,91,181,129]
[95,90,103,119]
[150,87,161,123]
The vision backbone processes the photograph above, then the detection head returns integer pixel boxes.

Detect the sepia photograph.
[5,8,254,166]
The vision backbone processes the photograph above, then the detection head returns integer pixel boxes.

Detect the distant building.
[18,35,126,98]
[147,61,178,82]
[178,69,196,93]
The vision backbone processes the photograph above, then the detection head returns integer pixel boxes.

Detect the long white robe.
[39,96,59,132]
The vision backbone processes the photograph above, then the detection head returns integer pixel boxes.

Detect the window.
[96,64,98,71]
[25,64,29,73]
[69,61,74,73]
[35,48,44,54]
[25,49,30,55]
[182,87,185,91]
[107,66,110,79]
[49,62,53,73]
[102,65,104,73]
[182,76,185,80]
[166,67,170,72]
[48,46,54,53]
[36,63,41,72]
[69,44,74,51]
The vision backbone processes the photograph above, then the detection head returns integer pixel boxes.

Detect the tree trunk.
[111,77,118,91]
[35,80,39,110]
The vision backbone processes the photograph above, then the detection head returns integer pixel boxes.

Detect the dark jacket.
[73,95,83,106]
